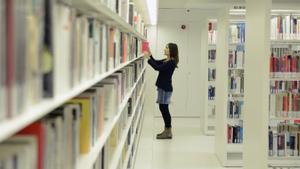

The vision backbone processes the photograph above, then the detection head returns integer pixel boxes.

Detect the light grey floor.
[133,110,241,169]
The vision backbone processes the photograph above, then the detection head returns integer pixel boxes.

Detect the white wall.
[145,9,216,121]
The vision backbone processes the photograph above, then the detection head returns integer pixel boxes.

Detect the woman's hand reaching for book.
[143,50,151,59]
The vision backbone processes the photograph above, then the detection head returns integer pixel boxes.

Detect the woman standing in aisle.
[144,43,179,139]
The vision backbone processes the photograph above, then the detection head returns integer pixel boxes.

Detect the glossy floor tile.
[133,111,241,169]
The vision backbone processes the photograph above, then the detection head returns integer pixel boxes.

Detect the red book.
[292,55,297,72]
[227,125,232,143]
[274,57,278,72]
[294,120,300,124]
[286,55,290,72]
[123,34,127,62]
[293,94,297,111]
[277,16,281,34]
[18,122,45,169]
[291,56,295,72]
[208,22,212,31]
[142,41,149,53]
[280,56,285,72]
[282,95,285,112]
[288,55,292,72]
[283,95,289,112]
[270,55,274,72]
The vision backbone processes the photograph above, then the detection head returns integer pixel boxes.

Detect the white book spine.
[272,17,275,40]
[298,19,300,39]
[121,0,129,23]
[102,24,108,73]
[94,21,101,76]
[273,133,278,156]
[54,4,72,96]
[88,38,94,79]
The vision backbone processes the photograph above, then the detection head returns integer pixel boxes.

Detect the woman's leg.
[159,104,171,128]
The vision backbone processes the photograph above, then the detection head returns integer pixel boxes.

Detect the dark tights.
[159,104,172,128]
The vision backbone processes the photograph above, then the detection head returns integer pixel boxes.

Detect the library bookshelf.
[0,0,148,169]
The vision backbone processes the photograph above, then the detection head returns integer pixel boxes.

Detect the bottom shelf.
[204,118,215,135]
[217,144,243,167]
[204,129,215,136]
[122,99,145,169]
[269,157,300,167]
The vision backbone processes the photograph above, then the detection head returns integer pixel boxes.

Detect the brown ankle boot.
[156,127,172,139]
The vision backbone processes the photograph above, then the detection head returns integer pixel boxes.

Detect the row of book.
[228,100,244,119]
[100,0,146,36]
[229,23,245,44]
[228,45,245,68]
[208,49,216,62]
[228,70,244,94]
[269,93,300,117]
[0,79,145,169]
[269,122,300,157]
[0,59,145,169]
[0,0,144,122]
[208,22,217,45]
[270,52,300,75]
[92,95,144,169]
[208,68,216,81]
[270,15,300,40]
[227,124,243,144]
[270,81,300,94]
[208,85,215,100]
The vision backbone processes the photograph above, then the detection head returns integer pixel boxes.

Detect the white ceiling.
[158,0,245,9]
[158,0,300,9]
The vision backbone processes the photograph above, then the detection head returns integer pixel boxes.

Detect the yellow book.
[68,98,91,154]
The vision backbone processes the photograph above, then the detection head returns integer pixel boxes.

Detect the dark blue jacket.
[147,55,176,92]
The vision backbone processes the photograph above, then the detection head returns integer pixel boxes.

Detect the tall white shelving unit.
[216,6,300,168]
[268,12,300,168]
[225,20,245,166]
[204,19,217,135]
[0,0,149,169]
[215,13,245,166]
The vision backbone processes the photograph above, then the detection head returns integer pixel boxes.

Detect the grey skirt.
[156,88,172,104]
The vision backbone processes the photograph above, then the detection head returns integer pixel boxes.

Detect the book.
[53,2,72,96]
[101,24,109,72]
[6,0,16,118]
[269,122,300,157]
[68,98,92,154]
[0,0,5,121]
[142,41,149,53]
[208,49,216,62]
[101,78,119,122]
[208,21,217,44]
[129,2,134,26]
[1,136,38,169]
[208,85,215,100]
[120,0,129,22]
[91,85,105,138]
[229,23,245,44]
[18,122,45,169]
[42,0,54,98]
[51,104,81,169]
[227,124,243,144]
[271,15,300,40]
